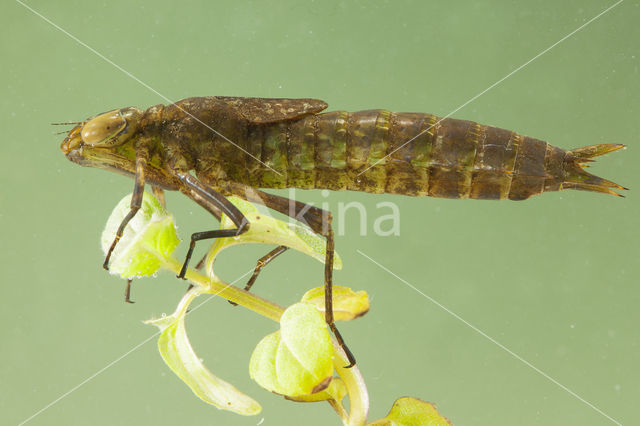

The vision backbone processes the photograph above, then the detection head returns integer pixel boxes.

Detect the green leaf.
[145,289,261,416]
[217,196,342,269]
[367,397,452,426]
[249,303,334,397]
[301,285,370,321]
[101,192,180,278]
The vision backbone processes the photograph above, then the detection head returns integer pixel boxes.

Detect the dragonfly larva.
[60,96,627,366]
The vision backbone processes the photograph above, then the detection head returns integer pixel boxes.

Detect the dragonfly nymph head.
[61,107,143,169]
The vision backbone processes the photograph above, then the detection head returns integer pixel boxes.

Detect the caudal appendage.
[562,144,628,196]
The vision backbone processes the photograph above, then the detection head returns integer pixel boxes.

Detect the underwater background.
[1,1,638,425]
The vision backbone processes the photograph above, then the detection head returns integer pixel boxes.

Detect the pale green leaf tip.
[147,312,261,416]
[368,397,452,426]
[301,285,370,321]
[144,314,174,331]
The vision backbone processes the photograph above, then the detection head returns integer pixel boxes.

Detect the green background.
[1,1,638,425]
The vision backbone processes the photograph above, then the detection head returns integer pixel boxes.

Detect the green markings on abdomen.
[344,110,388,193]
[286,115,316,189]
[384,112,436,196]
[251,122,289,188]
[314,111,350,190]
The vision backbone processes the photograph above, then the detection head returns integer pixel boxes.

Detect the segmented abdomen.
[244,110,565,200]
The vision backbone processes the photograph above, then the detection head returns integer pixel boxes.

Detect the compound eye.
[81,110,126,145]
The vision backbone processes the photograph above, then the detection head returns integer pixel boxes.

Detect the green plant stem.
[164,257,284,322]
[333,345,370,426]
[163,256,370,425]
[328,398,349,424]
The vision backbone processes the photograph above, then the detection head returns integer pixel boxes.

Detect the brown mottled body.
[130,97,622,201]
